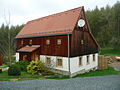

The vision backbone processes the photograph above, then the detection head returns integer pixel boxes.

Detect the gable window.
[81,40,84,45]
[56,58,62,67]
[86,56,89,65]
[46,57,51,65]
[79,56,82,66]
[93,54,95,61]
[57,39,62,45]
[21,40,24,45]
[29,40,32,45]
[46,39,50,45]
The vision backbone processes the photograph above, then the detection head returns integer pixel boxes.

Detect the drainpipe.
[68,34,71,77]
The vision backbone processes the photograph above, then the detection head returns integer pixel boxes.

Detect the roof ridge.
[27,6,83,24]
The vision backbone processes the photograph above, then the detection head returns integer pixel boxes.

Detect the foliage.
[100,48,120,55]
[86,1,120,48]
[0,68,2,73]
[0,24,24,65]
[15,60,30,71]
[27,60,48,75]
[0,71,42,81]
[8,65,21,76]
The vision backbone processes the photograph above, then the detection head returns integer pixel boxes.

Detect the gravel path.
[0,75,120,90]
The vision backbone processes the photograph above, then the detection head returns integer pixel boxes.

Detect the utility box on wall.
[98,55,108,70]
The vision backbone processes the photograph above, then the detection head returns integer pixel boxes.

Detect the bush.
[27,60,47,75]
[8,65,21,76]
[0,68,2,73]
[16,60,30,71]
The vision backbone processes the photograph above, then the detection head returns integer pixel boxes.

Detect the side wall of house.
[40,53,98,76]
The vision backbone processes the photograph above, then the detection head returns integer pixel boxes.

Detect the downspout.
[68,34,71,77]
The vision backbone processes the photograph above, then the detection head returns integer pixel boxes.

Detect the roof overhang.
[17,45,40,53]
[16,33,72,39]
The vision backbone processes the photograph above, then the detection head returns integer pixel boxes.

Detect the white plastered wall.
[15,53,19,62]
[70,53,98,74]
[40,53,98,74]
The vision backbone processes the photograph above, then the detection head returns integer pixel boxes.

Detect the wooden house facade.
[16,6,99,76]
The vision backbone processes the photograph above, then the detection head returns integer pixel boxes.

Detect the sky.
[0,0,119,26]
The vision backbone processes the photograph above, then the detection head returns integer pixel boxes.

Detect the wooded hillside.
[86,1,120,48]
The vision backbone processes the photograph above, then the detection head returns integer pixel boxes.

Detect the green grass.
[100,48,120,55]
[45,75,70,79]
[73,67,120,78]
[0,71,42,81]
[0,67,120,81]
[0,65,8,68]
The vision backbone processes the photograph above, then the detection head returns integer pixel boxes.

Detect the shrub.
[8,65,21,76]
[16,60,30,71]
[0,68,2,73]
[27,60,47,75]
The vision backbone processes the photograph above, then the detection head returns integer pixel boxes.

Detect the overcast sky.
[0,0,119,26]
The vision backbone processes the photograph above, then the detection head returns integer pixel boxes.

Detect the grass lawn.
[73,67,120,78]
[0,65,8,68]
[0,71,42,81]
[100,48,120,56]
[0,67,120,81]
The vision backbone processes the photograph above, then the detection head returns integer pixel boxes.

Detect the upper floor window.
[79,56,82,66]
[46,39,50,45]
[21,40,23,45]
[29,40,32,45]
[57,39,62,45]
[81,40,84,45]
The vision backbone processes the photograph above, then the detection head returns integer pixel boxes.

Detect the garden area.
[0,59,120,81]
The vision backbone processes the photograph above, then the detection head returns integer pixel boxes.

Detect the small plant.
[8,65,21,76]
[15,60,30,71]
[27,60,48,75]
[0,68,2,73]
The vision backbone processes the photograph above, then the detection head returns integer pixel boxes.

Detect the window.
[29,40,32,45]
[21,40,23,45]
[81,40,84,45]
[46,57,51,65]
[46,39,50,45]
[86,56,89,65]
[56,59,62,67]
[93,54,95,61]
[79,56,82,66]
[23,55,27,60]
[57,39,62,45]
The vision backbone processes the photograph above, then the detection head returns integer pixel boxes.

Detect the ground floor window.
[93,54,95,61]
[56,58,63,67]
[86,56,89,65]
[79,56,82,66]
[46,57,51,65]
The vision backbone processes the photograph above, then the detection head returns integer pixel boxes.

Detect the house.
[15,6,99,77]
[0,54,3,66]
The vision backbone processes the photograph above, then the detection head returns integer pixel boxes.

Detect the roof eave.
[15,33,72,39]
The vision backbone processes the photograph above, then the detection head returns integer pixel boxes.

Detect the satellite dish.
[77,19,85,27]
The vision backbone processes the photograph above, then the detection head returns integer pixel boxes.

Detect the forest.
[0,1,120,63]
